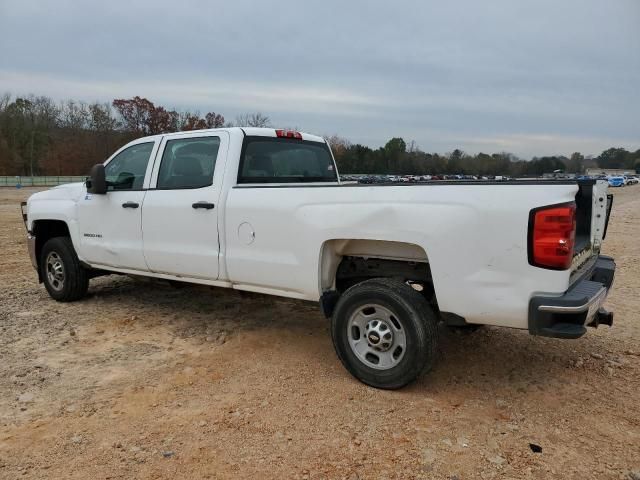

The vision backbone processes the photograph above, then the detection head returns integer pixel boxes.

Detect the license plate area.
[584,288,608,325]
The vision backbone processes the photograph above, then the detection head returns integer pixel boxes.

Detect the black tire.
[40,236,89,302]
[331,278,438,389]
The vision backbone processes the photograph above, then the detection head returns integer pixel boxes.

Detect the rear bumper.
[528,255,615,339]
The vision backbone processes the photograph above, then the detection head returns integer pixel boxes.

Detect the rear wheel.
[40,237,89,302]
[331,278,438,389]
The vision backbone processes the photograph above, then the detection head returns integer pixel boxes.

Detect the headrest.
[174,156,203,176]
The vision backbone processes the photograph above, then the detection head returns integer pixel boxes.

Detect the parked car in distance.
[607,176,625,187]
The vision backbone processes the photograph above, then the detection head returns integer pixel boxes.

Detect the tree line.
[0,93,638,176]
[0,94,268,176]
[327,137,640,176]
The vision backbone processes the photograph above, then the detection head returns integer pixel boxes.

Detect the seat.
[113,171,135,190]
[245,155,274,177]
[170,156,208,188]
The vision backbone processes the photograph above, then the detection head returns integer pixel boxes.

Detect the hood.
[50,181,85,190]
[28,182,86,204]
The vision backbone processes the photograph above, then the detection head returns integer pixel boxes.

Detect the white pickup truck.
[21,127,616,389]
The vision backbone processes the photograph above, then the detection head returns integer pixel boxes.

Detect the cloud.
[0,0,638,157]
[0,71,381,116]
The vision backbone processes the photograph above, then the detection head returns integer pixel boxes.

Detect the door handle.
[122,201,139,209]
[192,201,215,210]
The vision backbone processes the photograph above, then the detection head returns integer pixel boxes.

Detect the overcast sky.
[0,0,638,158]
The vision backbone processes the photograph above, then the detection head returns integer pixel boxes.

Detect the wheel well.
[319,239,437,315]
[334,256,434,299]
[33,220,71,278]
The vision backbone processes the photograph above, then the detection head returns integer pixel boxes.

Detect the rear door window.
[239,137,337,183]
[157,137,220,189]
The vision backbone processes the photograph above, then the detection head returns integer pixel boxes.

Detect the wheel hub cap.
[46,251,65,292]
[347,304,406,370]
[365,320,393,351]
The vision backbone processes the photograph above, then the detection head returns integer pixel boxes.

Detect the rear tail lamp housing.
[528,202,576,270]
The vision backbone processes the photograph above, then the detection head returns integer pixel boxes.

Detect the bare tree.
[324,134,351,159]
[88,102,120,159]
[0,92,11,114]
[205,112,224,128]
[59,100,89,130]
[233,112,271,128]
[177,110,204,131]
[24,96,59,175]
[88,102,118,132]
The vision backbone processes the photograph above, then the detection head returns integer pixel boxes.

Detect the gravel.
[1,186,639,479]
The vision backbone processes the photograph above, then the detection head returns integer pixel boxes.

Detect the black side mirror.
[86,164,107,194]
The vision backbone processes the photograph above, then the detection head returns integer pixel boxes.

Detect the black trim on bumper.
[27,233,37,271]
[528,255,615,339]
[20,201,28,229]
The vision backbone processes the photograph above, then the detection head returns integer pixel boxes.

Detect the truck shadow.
[87,274,611,396]
[87,273,324,337]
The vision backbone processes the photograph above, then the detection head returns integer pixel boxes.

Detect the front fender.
[27,185,85,260]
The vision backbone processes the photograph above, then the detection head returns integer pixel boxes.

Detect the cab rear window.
[238,136,337,184]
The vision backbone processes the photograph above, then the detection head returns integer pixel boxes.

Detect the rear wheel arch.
[320,239,430,288]
[319,239,437,316]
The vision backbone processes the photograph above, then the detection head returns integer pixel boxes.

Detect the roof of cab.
[238,127,326,143]
[160,127,326,143]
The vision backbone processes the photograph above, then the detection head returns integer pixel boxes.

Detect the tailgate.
[571,179,611,274]
[590,180,612,248]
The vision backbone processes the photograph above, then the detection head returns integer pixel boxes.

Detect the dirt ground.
[0,185,639,480]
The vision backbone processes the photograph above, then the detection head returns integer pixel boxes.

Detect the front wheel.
[40,237,89,302]
[331,278,438,389]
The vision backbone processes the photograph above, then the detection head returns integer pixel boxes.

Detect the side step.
[540,323,587,339]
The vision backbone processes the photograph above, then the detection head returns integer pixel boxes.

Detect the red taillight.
[275,129,302,139]
[529,202,576,270]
